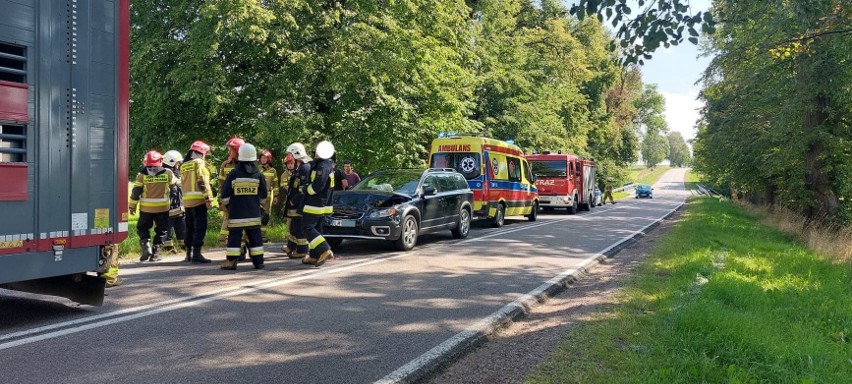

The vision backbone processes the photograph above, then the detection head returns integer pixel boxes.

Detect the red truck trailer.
[0,0,130,305]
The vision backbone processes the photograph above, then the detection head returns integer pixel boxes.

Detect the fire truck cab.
[0,0,130,305]
[526,152,596,214]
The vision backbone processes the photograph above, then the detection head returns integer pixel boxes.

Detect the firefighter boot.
[149,245,162,262]
[220,257,238,270]
[184,246,192,262]
[251,255,264,270]
[191,247,212,264]
[139,240,152,262]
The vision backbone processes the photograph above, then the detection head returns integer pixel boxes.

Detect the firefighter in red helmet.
[129,150,179,262]
[218,137,245,246]
[180,140,214,263]
[258,149,278,242]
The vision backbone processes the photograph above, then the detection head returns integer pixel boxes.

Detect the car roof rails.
[426,168,457,173]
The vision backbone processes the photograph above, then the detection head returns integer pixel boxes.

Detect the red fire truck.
[0,0,130,305]
[526,152,596,214]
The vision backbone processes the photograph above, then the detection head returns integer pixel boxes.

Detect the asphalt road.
[0,168,688,384]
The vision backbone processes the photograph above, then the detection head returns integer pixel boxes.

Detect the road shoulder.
[427,206,685,384]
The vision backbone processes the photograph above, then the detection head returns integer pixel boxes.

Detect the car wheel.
[527,202,538,222]
[327,238,343,248]
[491,204,505,228]
[393,215,419,251]
[451,208,471,239]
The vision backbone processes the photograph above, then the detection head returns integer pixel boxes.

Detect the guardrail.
[696,184,723,198]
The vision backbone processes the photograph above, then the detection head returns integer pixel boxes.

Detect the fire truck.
[0,0,130,305]
[526,152,596,214]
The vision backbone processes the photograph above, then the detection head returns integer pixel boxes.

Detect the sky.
[636,0,713,144]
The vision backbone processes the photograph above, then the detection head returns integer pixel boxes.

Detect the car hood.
[332,190,412,212]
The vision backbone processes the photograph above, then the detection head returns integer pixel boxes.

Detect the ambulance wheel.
[327,238,343,248]
[393,215,419,251]
[491,204,505,228]
[451,208,471,239]
[527,202,538,222]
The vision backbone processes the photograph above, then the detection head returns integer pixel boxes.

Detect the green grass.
[684,168,701,192]
[528,197,852,383]
[627,165,672,186]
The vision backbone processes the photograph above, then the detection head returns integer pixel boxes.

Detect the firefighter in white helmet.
[162,150,187,257]
[219,143,268,270]
[300,140,335,267]
[281,143,312,259]
[218,137,245,244]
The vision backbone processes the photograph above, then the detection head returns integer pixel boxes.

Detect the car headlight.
[369,207,398,218]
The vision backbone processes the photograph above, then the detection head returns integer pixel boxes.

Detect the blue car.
[635,184,653,198]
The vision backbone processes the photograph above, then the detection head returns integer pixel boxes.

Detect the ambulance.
[429,135,538,227]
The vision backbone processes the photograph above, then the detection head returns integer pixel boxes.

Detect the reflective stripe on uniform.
[226,247,242,256]
[307,184,316,195]
[309,236,326,250]
[228,217,262,228]
[249,246,264,256]
[303,205,333,215]
[221,197,231,205]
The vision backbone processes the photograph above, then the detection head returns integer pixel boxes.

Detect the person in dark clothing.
[332,158,348,192]
[162,150,187,257]
[300,141,336,267]
[281,143,312,259]
[219,143,268,270]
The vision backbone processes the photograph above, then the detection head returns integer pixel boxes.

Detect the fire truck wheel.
[527,202,538,222]
[568,197,578,215]
[491,204,505,228]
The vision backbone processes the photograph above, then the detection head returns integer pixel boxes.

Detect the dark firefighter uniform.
[283,162,312,259]
[220,162,268,270]
[180,154,214,263]
[129,166,178,262]
[163,163,186,255]
[260,162,278,242]
[300,157,335,266]
[218,158,237,243]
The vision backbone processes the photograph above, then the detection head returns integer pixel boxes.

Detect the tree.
[695,0,851,221]
[667,131,691,167]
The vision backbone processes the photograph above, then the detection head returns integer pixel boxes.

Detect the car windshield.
[351,170,423,196]
[529,160,567,178]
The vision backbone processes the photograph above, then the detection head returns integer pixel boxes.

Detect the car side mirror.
[422,185,437,196]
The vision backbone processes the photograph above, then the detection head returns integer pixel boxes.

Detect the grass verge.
[528,196,852,383]
[628,165,672,186]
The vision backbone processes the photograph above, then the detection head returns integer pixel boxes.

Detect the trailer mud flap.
[0,274,106,306]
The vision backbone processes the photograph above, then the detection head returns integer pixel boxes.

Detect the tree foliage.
[667,131,691,167]
[694,0,851,221]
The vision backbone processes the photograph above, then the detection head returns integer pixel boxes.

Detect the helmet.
[226,137,245,152]
[316,140,335,160]
[238,143,258,162]
[189,140,211,154]
[259,149,272,162]
[283,153,295,164]
[163,150,183,167]
[143,150,163,167]
[286,142,310,162]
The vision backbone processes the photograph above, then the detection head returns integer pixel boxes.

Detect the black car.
[324,168,474,251]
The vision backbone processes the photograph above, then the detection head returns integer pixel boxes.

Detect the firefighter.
[602,177,616,205]
[129,150,179,262]
[218,137,245,245]
[181,140,214,263]
[219,143,268,270]
[162,150,187,257]
[281,143,312,259]
[277,152,296,250]
[101,244,122,288]
[259,149,279,243]
[300,140,335,267]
